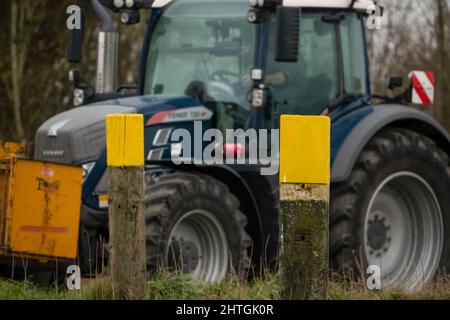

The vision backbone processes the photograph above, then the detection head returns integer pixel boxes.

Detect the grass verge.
[1,272,450,300]
[0,272,280,300]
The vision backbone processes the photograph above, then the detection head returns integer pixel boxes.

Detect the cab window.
[267,13,339,115]
[340,13,368,96]
[267,12,368,116]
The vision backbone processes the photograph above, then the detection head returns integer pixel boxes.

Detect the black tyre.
[22,263,68,288]
[330,127,450,289]
[144,171,252,283]
[28,270,57,288]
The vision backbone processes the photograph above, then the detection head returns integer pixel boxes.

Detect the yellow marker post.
[106,114,144,167]
[106,114,147,300]
[279,115,330,300]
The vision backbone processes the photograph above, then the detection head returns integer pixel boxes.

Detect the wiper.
[322,12,346,24]
[321,93,362,115]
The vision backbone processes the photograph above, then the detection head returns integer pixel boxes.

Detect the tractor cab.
[141,0,373,130]
[69,0,375,130]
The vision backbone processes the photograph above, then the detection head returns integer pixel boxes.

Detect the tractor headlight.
[120,10,140,24]
[251,86,266,108]
[74,88,85,107]
[251,69,263,81]
[247,9,260,23]
[147,148,166,161]
[153,128,173,146]
[113,0,125,8]
[82,162,96,182]
[249,0,281,9]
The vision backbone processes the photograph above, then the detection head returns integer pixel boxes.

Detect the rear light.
[224,143,246,159]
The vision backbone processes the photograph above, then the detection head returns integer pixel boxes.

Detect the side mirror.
[67,8,85,63]
[388,76,403,91]
[275,6,301,62]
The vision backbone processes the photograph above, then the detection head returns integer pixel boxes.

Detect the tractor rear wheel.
[144,171,251,283]
[330,127,450,290]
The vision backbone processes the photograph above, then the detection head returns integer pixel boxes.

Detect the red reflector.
[409,71,435,106]
[224,143,246,158]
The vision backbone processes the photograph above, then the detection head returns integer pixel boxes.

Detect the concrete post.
[279,115,331,300]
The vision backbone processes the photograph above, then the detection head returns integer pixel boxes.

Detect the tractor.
[29,0,450,290]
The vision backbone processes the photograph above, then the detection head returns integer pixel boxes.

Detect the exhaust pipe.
[91,0,118,94]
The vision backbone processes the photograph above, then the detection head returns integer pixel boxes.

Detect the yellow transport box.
[0,158,82,260]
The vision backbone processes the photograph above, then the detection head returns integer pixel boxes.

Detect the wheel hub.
[166,210,229,283]
[168,238,201,274]
[367,214,391,254]
[364,172,444,290]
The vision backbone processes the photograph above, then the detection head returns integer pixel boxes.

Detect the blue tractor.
[34,0,450,289]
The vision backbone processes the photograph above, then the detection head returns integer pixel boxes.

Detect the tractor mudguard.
[159,163,266,243]
[331,104,450,183]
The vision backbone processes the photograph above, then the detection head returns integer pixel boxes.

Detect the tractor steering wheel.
[211,70,241,85]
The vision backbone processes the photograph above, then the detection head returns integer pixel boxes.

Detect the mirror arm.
[92,0,114,31]
[372,88,412,104]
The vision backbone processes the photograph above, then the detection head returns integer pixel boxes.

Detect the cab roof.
[152,0,376,12]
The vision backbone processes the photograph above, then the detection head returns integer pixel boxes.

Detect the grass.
[328,276,450,300]
[1,272,450,300]
[0,272,280,300]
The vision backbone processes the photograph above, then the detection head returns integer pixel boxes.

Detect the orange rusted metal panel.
[8,159,82,259]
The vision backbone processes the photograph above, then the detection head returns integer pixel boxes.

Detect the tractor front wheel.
[144,172,251,283]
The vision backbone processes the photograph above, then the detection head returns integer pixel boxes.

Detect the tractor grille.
[35,105,136,164]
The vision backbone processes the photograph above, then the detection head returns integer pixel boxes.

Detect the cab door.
[267,11,369,119]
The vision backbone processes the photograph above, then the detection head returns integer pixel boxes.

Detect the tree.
[0,0,147,142]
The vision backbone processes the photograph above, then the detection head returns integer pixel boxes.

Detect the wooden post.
[279,115,331,300]
[106,114,147,300]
